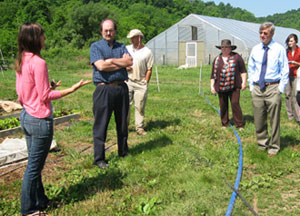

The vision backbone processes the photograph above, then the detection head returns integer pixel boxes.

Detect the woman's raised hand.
[72,79,92,92]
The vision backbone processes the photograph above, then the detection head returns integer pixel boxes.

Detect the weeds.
[0,64,299,215]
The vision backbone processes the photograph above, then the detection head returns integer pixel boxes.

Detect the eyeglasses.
[259,31,269,36]
[103,29,115,34]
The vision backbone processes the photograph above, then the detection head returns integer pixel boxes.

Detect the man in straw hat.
[248,22,289,157]
[126,29,154,136]
[211,39,247,130]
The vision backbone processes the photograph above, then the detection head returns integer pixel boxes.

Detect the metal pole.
[0,48,4,77]
[0,48,4,61]
[199,61,202,94]
[155,66,160,92]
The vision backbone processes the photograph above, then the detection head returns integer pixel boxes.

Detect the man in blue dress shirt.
[248,22,289,157]
[90,19,133,169]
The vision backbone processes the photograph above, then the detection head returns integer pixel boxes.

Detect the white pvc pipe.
[199,61,202,94]
[155,66,160,92]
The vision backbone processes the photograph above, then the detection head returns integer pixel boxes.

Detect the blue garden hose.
[201,92,243,216]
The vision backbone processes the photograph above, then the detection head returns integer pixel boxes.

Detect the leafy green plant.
[53,108,79,118]
[240,169,294,191]
[137,196,161,215]
[0,117,20,130]
[0,109,79,130]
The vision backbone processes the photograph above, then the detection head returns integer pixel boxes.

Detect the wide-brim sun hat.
[215,39,237,50]
[127,29,144,38]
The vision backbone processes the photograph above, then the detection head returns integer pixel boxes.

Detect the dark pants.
[297,91,300,107]
[218,88,244,128]
[285,77,300,122]
[20,109,52,215]
[93,83,129,164]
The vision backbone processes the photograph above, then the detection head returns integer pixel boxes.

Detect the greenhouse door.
[186,42,197,67]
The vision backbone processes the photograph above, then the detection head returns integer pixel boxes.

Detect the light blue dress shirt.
[248,40,289,93]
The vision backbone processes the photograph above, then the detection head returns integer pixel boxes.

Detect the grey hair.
[259,22,275,34]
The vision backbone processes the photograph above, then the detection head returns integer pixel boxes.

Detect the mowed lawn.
[0,54,299,216]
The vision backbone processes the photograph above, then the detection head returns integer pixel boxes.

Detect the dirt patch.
[190,109,204,118]
[281,191,297,199]
[76,56,88,61]
[1,119,149,187]
[0,151,65,185]
[253,193,258,213]
[0,120,91,185]
[81,72,93,78]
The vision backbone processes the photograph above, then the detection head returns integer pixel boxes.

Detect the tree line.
[1,0,300,58]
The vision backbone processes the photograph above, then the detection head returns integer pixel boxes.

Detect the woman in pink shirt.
[15,23,91,216]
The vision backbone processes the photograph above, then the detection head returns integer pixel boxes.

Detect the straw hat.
[215,39,237,50]
[127,29,144,38]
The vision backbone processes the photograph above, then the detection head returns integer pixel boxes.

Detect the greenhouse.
[146,14,300,66]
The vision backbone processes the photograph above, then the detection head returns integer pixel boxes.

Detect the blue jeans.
[20,109,53,215]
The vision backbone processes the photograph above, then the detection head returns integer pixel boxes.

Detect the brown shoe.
[137,128,147,136]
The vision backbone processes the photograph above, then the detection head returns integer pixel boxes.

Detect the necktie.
[258,45,269,90]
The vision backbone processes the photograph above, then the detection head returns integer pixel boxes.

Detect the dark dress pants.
[93,83,129,164]
[218,88,244,128]
[297,91,300,107]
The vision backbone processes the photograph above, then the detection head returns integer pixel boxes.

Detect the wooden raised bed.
[0,113,80,137]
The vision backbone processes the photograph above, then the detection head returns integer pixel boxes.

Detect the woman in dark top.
[210,39,247,130]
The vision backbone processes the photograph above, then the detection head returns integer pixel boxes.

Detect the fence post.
[155,66,160,92]
[198,61,202,94]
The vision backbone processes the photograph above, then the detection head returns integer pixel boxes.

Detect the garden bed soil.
[0,111,21,120]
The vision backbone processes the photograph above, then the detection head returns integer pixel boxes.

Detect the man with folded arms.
[90,19,133,169]
[248,22,289,157]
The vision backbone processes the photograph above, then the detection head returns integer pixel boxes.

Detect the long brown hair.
[285,33,298,51]
[14,22,44,73]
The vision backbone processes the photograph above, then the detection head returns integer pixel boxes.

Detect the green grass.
[0,55,299,215]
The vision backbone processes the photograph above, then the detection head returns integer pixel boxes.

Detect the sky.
[202,0,300,17]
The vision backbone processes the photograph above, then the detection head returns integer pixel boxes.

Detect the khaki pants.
[127,79,148,130]
[251,84,282,154]
[285,77,300,122]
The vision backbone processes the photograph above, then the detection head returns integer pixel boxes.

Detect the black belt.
[97,81,124,86]
[255,81,279,86]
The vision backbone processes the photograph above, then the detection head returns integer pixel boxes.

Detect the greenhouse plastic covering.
[146,14,300,66]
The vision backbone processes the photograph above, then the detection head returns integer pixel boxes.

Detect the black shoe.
[95,160,109,169]
[120,153,128,158]
[39,198,50,210]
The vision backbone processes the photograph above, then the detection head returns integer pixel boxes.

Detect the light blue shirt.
[248,40,289,93]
